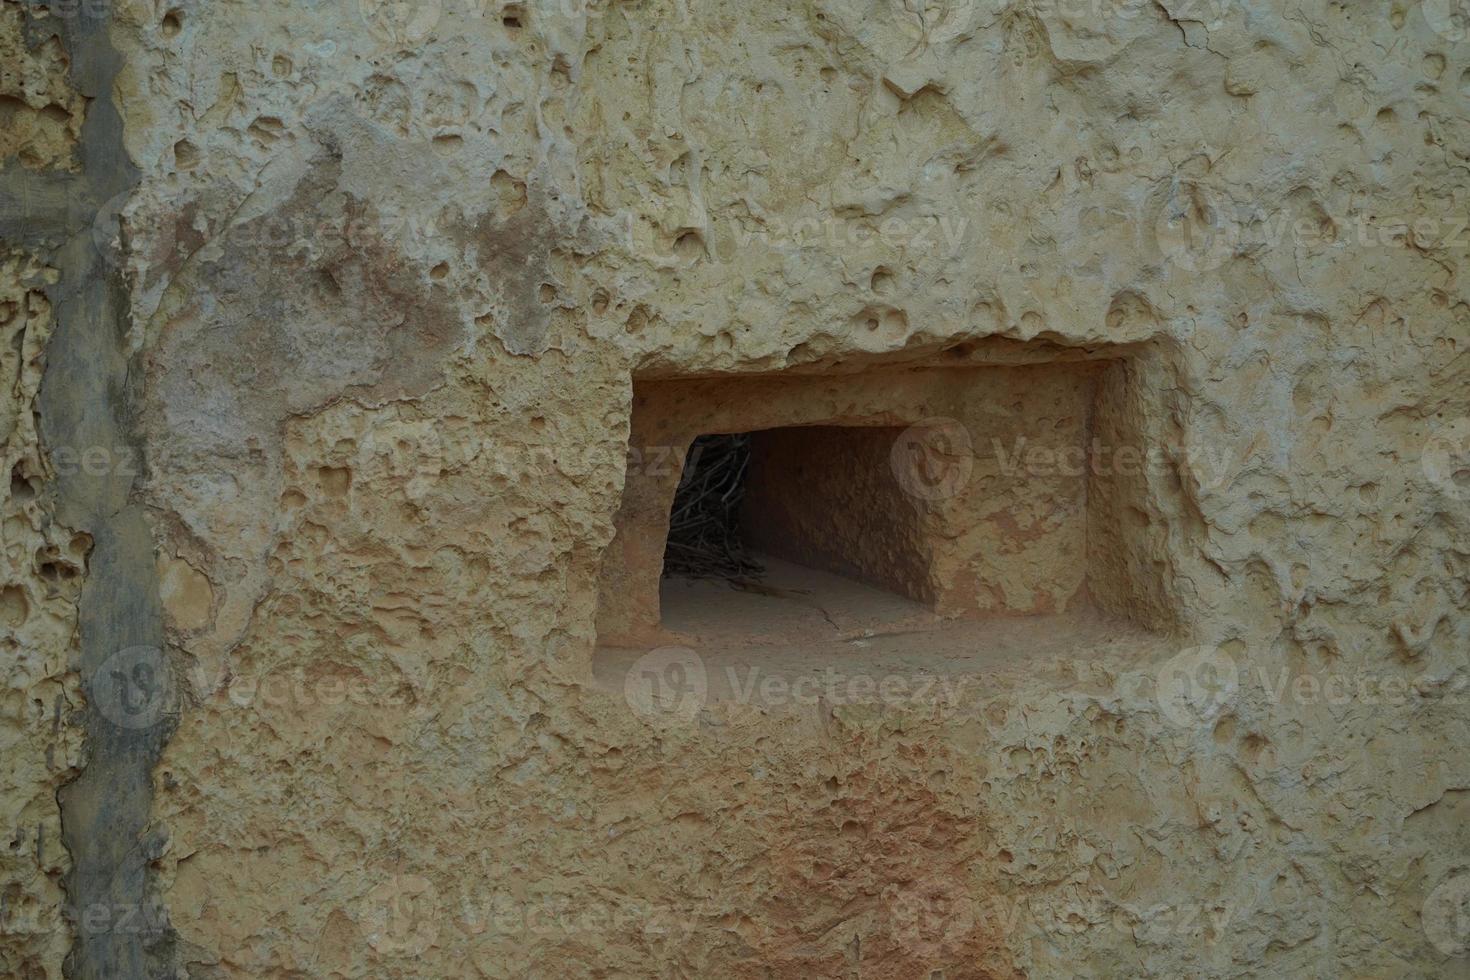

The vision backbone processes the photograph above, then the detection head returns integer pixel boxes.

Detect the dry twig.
[662,434,764,580]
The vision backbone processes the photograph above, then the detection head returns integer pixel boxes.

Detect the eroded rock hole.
[659,426,936,634]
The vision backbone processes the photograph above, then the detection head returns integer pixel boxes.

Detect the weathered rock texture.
[0,1,83,172]
[3,0,1469,977]
[0,247,82,979]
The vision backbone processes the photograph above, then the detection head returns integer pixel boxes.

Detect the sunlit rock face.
[4,0,1469,976]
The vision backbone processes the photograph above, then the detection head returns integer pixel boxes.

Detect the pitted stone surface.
[0,250,83,980]
[0,0,1465,976]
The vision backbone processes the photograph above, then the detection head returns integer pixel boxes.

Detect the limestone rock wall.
[0,0,84,172]
[1,4,87,975]
[0,248,83,980]
[3,0,1468,976]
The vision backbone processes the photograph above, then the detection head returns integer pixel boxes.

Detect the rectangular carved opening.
[594,354,1177,682]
